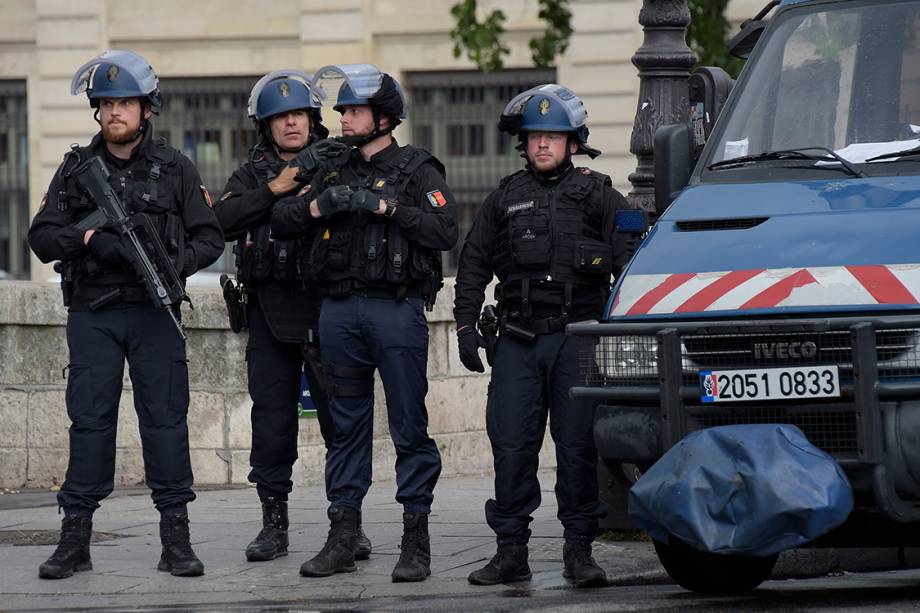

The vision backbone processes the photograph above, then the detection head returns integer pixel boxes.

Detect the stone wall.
[0,279,556,490]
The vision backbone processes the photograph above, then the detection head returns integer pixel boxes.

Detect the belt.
[350,286,423,300]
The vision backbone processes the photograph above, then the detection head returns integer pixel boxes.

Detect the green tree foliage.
[449,0,572,72]
[449,0,509,73]
[687,0,744,77]
[451,0,742,76]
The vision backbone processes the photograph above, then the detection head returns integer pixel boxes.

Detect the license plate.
[700,366,840,403]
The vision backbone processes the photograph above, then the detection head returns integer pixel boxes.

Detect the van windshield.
[706,1,920,168]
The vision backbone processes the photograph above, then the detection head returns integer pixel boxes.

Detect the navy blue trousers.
[246,297,331,501]
[58,307,195,514]
[319,295,441,514]
[485,330,605,543]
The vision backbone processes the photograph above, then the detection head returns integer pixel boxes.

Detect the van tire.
[653,538,777,593]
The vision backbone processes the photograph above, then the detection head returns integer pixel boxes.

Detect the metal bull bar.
[567,314,920,523]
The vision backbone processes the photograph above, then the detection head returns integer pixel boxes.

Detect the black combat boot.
[468,543,531,585]
[563,538,607,587]
[354,509,372,560]
[300,506,358,577]
[245,497,289,561]
[157,514,205,577]
[38,516,93,579]
[391,512,431,582]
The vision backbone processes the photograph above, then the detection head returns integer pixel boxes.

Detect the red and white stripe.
[610,264,920,317]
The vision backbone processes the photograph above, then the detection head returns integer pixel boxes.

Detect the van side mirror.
[654,124,692,214]
[728,0,779,59]
[729,20,766,59]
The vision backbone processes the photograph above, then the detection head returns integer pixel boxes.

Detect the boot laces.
[164,516,195,557]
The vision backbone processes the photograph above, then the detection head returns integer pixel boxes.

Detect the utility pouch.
[575,241,613,275]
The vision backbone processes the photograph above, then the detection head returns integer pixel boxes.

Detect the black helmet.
[314,63,407,144]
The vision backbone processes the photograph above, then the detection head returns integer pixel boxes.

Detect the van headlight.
[595,335,659,378]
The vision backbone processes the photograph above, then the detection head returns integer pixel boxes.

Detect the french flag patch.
[426,190,447,207]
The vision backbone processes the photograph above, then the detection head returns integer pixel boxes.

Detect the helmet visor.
[312,64,384,106]
[70,50,159,98]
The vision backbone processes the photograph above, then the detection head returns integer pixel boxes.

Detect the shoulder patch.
[200,185,213,207]
[426,190,447,207]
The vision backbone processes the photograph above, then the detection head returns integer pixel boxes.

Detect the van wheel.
[653,538,777,593]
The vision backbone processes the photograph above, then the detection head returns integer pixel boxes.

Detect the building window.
[157,77,259,274]
[0,80,28,280]
[405,69,555,275]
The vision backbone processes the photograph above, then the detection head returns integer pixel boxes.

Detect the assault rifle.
[72,156,188,340]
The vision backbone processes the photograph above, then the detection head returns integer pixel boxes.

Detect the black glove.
[349,189,381,213]
[316,185,354,217]
[457,326,487,373]
[290,138,352,181]
[87,230,128,269]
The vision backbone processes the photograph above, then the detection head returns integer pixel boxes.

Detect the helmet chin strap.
[340,110,393,147]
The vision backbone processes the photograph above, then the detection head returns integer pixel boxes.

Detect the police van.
[569,0,920,592]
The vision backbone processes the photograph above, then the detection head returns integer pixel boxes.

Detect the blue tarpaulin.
[628,424,853,557]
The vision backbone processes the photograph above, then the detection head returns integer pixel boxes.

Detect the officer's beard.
[100,115,147,146]
[529,151,574,180]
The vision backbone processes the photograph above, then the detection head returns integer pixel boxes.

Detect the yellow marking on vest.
[592,257,603,266]
[323,229,331,240]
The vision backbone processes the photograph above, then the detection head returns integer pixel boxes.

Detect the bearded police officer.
[213,70,372,563]
[271,64,457,582]
[453,84,639,587]
[28,50,224,579]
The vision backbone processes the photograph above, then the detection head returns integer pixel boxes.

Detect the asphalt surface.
[2,472,920,612]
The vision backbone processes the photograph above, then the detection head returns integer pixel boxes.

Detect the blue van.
[570,0,920,592]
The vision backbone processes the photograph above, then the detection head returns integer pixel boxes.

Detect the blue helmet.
[333,80,370,110]
[70,50,161,111]
[248,70,321,121]
[499,84,600,158]
[247,70,328,140]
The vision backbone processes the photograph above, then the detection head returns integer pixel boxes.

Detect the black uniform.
[28,129,224,515]
[453,163,635,544]
[272,140,457,514]
[214,142,331,501]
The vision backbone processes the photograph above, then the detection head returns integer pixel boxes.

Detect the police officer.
[213,70,371,562]
[28,50,224,579]
[453,84,637,587]
[271,64,457,582]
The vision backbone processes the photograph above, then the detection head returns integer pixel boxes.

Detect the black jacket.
[29,129,224,309]
[453,163,636,330]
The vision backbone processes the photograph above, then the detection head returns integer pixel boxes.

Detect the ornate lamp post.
[627,0,698,217]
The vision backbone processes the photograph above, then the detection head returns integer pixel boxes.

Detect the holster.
[219,273,247,333]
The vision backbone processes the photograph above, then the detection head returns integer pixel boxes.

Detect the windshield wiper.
[866,145,920,162]
[708,147,865,177]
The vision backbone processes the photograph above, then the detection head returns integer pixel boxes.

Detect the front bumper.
[568,314,920,523]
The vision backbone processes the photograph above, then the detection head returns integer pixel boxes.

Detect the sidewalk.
[0,472,664,611]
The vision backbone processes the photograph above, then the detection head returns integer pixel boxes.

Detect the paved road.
[2,473,920,612]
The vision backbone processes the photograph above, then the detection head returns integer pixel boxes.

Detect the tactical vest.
[307,145,445,305]
[492,167,614,313]
[235,142,319,343]
[233,144,300,286]
[59,136,185,289]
